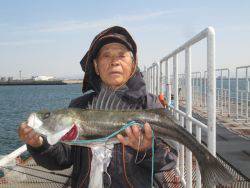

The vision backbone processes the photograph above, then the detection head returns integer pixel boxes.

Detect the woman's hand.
[117,122,152,151]
[18,122,43,148]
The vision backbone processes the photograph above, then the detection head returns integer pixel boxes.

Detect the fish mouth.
[47,126,74,145]
[60,124,78,142]
[27,113,43,130]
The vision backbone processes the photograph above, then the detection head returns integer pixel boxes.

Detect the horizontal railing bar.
[160,27,214,62]
[216,68,229,71]
[236,65,250,69]
[169,105,208,131]
[0,145,27,167]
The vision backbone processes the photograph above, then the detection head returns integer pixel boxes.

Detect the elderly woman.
[19,26,177,188]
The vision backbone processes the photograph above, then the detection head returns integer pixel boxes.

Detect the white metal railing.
[144,27,216,188]
[147,62,159,95]
[204,69,231,117]
[172,72,203,108]
[236,65,250,122]
[192,72,203,107]
[0,145,27,167]
[218,69,231,116]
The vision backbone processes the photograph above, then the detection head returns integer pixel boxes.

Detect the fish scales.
[27,107,234,187]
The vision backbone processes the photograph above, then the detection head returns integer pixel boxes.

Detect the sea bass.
[27,107,233,187]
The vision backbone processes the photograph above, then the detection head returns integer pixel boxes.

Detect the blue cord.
[151,129,155,188]
[69,121,155,187]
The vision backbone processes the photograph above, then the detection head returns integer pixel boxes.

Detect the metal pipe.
[236,68,239,119]
[151,67,153,93]
[166,60,171,106]
[173,55,179,120]
[156,63,159,94]
[196,126,202,188]
[169,105,208,130]
[185,47,192,188]
[200,72,202,107]
[228,69,231,116]
[207,27,216,156]
[160,61,163,94]
[161,27,216,62]
[152,68,154,94]
[204,71,207,107]
[221,69,223,114]
[0,145,27,167]
[241,91,243,117]
[246,68,249,122]
[180,116,185,180]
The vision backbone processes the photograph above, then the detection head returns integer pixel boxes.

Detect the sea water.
[0,84,82,155]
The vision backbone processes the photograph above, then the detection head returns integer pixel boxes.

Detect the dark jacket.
[27,71,177,188]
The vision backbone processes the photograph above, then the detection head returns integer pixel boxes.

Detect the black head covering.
[80,26,138,93]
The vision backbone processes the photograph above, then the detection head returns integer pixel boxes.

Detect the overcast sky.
[0,0,249,79]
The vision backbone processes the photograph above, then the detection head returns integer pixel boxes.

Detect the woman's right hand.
[18,122,44,148]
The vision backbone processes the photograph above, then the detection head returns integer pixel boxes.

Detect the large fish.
[27,88,233,187]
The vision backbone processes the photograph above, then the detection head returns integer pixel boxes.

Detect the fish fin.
[145,108,173,117]
[89,85,136,110]
[199,153,234,187]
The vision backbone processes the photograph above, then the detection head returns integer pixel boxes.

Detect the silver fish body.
[27,107,233,187]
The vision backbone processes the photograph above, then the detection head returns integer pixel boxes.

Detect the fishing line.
[134,132,147,164]
[69,121,156,188]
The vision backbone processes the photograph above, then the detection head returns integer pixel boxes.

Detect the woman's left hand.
[117,122,152,151]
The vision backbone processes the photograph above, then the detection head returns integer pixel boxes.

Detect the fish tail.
[199,153,234,187]
[144,108,234,186]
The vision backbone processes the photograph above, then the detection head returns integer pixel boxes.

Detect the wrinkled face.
[94,43,135,89]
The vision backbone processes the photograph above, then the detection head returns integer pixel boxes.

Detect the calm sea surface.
[0,84,82,155]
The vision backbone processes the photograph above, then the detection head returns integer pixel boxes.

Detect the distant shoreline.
[0,80,82,86]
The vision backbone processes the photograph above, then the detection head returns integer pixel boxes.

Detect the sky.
[0,0,249,79]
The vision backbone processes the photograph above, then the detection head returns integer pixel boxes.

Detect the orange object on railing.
[158,93,168,108]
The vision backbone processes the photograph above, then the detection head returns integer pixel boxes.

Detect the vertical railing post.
[173,55,179,119]
[160,61,163,94]
[228,69,231,116]
[150,66,153,94]
[200,72,202,106]
[207,27,216,156]
[166,60,171,106]
[153,65,155,95]
[196,125,201,188]
[153,66,155,94]
[204,71,207,107]
[246,68,249,122]
[241,91,243,116]
[156,63,159,95]
[147,68,149,92]
[147,68,151,92]
[236,68,239,119]
[185,47,192,188]
[220,70,223,114]
[180,116,186,186]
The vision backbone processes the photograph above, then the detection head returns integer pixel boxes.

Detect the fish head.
[27,109,78,145]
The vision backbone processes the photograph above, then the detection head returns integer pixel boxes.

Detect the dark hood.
[79,26,147,102]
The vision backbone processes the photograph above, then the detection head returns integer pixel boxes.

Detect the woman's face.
[94,43,135,89]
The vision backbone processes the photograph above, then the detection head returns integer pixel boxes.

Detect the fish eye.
[44,112,51,119]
